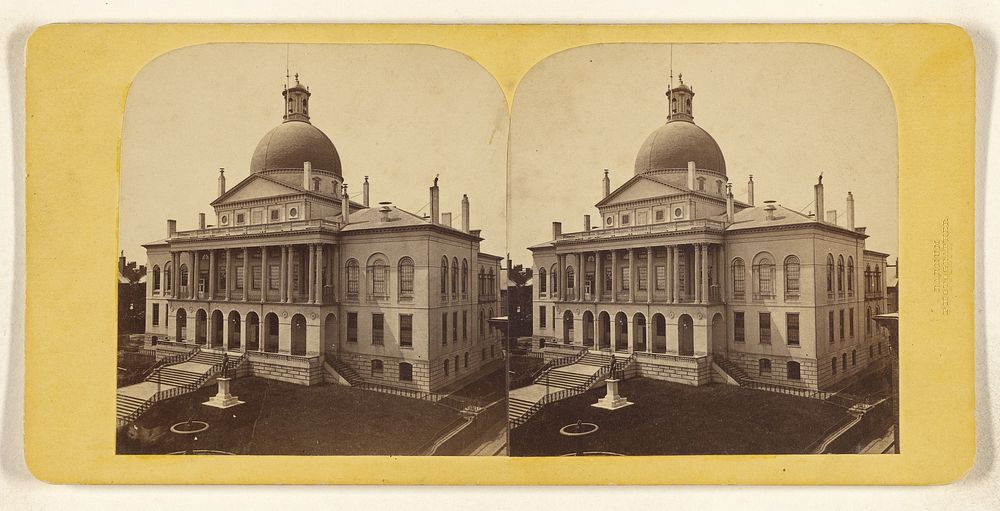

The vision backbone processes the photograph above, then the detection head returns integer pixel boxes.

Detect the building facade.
[530,76,890,391]
[142,76,503,391]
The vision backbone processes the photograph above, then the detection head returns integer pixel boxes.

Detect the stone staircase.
[325,357,364,386]
[190,351,226,365]
[148,366,205,387]
[712,354,750,384]
[537,368,594,390]
[508,396,535,421]
[115,394,146,422]
[577,351,615,368]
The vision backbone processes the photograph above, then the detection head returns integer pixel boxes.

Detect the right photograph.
[505,43,899,456]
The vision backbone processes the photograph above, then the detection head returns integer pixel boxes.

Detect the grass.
[118,377,459,455]
[448,367,506,402]
[510,377,849,456]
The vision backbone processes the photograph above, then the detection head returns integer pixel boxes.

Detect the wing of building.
[529,75,891,392]
[142,76,504,392]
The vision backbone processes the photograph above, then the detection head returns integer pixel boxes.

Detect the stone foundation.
[247,352,324,386]
[634,354,713,386]
[727,351,819,390]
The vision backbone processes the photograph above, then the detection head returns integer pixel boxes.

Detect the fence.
[118,346,200,388]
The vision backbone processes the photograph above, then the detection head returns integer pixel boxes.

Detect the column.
[664,246,672,303]
[316,244,325,304]
[627,248,635,303]
[610,250,618,303]
[287,245,295,302]
[280,246,288,303]
[335,244,342,302]
[208,250,216,298]
[701,243,710,304]
[260,246,268,303]
[694,244,702,304]
[241,247,248,302]
[595,250,603,302]
[170,251,178,299]
[719,244,727,302]
[307,244,316,304]
[647,247,654,304]
[672,246,680,304]
[224,249,232,300]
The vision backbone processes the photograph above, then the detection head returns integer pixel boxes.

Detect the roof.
[725,203,863,238]
[634,119,727,175]
[250,120,342,176]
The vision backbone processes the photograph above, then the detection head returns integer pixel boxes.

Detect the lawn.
[508,355,545,388]
[117,377,459,455]
[510,378,850,456]
[448,367,506,402]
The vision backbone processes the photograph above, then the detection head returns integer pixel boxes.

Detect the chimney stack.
[725,183,734,222]
[379,204,392,223]
[584,214,591,231]
[342,183,350,224]
[430,176,440,224]
[442,212,453,227]
[552,221,562,240]
[198,213,206,230]
[119,251,126,273]
[167,219,177,237]
[602,169,611,198]
[826,210,838,226]
[814,175,824,222]
[846,191,855,230]
[688,161,696,190]
[303,161,312,191]
[363,176,370,207]
[764,203,777,221]
[748,175,755,206]
[461,194,470,232]
[217,168,226,197]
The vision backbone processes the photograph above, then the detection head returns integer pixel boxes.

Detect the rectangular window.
[655,209,665,222]
[235,266,244,290]
[759,312,771,344]
[787,313,800,346]
[621,213,630,225]
[442,313,448,345]
[399,263,414,296]
[372,313,384,345]
[839,309,845,340]
[399,315,413,347]
[604,264,613,292]
[251,266,261,290]
[292,264,300,291]
[849,308,855,337]
[829,311,835,343]
[655,266,666,290]
[463,311,468,342]
[637,265,648,291]
[539,306,546,328]
[218,268,226,291]
[452,311,458,342]
[269,265,279,290]
[621,267,630,291]
[734,312,745,343]
[152,304,159,326]
[347,313,358,343]
[236,213,246,224]
[371,265,388,297]
[270,209,279,221]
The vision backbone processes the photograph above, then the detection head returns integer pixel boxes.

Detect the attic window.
[236,213,246,224]
[220,215,228,225]
[655,210,665,222]
[621,214,630,225]
[313,177,321,191]
[289,207,299,219]
[270,210,280,221]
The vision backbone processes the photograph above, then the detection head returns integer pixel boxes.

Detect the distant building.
[142,76,503,391]
[118,252,147,335]
[529,75,891,391]
[500,265,533,344]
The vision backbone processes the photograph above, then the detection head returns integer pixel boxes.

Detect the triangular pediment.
[596,174,689,207]
[211,174,303,206]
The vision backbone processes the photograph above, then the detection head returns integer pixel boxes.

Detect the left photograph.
[116,44,509,456]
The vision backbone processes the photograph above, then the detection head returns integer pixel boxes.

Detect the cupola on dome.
[249,74,343,176]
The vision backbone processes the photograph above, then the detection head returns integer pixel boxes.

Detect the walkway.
[507,350,613,423]
[116,350,231,425]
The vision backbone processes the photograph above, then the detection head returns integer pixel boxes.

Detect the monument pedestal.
[203,377,244,409]
[592,378,633,411]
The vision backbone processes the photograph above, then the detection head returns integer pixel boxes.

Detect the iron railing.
[118,346,200,388]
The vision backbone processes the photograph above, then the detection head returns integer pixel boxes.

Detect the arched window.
[759,358,772,375]
[837,255,845,294]
[151,265,161,291]
[874,267,882,293]
[399,362,413,382]
[538,268,547,294]
[464,352,469,368]
[753,254,775,299]
[398,257,414,298]
[444,359,450,376]
[550,265,558,296]
[452,257,459,297]
[345,259,360,297]
[371,359,384,376]
[831,357,838,375]
[731,258,746,299]
[368,255,389,298]
[488,268,495,297]
[440,257,449,297]
[461,259,468,297]
[826,254,835,293]
[179,264,189,293]
[842,353,848,371]
[847,257,855,295]
[164,262,172,292]
[866,264,872,294]
[852,349,857,366]
[787,361,801,380]
[784,256,800,297]
[479,268,486,297]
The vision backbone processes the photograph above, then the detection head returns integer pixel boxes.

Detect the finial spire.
[282,71,311,123]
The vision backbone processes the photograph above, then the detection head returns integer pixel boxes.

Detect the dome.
[634,120,726,175]
[250,120,342,176]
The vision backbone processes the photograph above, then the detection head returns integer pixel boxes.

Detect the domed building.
[136,75,503,398]
[519,75,890,419]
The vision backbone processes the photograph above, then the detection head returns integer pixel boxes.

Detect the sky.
[120,43,897,272]
[119,43,509,261]
[508,43,898,267]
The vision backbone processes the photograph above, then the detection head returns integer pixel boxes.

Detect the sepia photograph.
[505,44,900,456]
[115,43,510,456]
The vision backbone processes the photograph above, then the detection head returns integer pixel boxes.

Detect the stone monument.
[204,354,244,409]
[592,356,632,410]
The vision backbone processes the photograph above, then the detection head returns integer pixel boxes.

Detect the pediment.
[596,175,688,207]
[211,174,302,206]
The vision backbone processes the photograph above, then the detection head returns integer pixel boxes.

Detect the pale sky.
[119,43,509,261]
[508,43,898,267]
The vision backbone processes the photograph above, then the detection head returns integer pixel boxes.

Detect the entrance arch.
[291,314,307,355]
[582,311,595,347]
[245,312,260,351]
[651,313,666,353]
[710,313,726,354]
[210,310,224,348]
[678,314,694,356]
[563,310,574,344]
[195,309,207,345]
[598,311,611,349]
[264,313,279,353]
[614,312,628,351]
[633,313,647,352]
[175,308,187,341]
[227,311,241,350]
